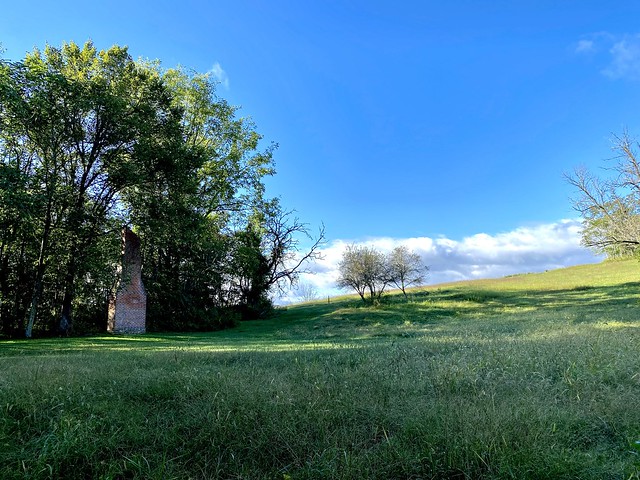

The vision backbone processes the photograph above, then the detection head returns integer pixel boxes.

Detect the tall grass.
[1,259,639,479]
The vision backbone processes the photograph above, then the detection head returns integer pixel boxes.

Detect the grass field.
[1,259,640,479]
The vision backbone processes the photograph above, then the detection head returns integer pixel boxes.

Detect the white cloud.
[280,219,602,303]
[574,32,640,81]
[208,62,230,89]
[602,36,640,80]
[575,39,595,54]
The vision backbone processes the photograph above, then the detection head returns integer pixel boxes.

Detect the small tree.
[387,246,428,297]
[337,245,389,303]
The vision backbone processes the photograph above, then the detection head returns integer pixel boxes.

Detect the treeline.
[0,41,321,338]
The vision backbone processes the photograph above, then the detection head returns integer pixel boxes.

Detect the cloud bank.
[285,219,602,303]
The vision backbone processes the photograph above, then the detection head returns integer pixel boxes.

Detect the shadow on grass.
[380,281,640,321]
[0,329,382,357]
[293,281,640,338]
[2,281,639,357]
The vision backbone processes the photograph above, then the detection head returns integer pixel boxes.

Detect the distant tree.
[567,131,640,257]
[337,245,390,303]
[387,246,428,297]
[295,281,319,302]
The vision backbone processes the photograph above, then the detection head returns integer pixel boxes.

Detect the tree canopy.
[387,246,428,298]
[337,245,427,302]
[0,41,322,338]
[567,132,640,258]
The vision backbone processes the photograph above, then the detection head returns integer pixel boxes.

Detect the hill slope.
[1,260,639,479]
[267,258,640,341]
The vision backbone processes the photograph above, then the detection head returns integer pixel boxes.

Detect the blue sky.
[3,1,639,297]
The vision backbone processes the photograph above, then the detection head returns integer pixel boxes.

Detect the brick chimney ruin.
[108,227,147,334]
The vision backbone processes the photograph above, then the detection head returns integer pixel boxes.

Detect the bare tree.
[295,281,319,302]
[567,131,640,257]
[262,206,326,295]
[337,245,390,302]
[387,246,428,297]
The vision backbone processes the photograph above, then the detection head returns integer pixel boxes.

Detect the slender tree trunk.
[59,272,74,335]
[25,240,48,338]
[25,204,53,338]
[57,189,87,336]
[0,240,9,335]
[58,238,80,336]
[400,274,408,298]
[25,270,44,338]
[14,240,28,335]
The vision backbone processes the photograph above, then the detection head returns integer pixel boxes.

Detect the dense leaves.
[0,41,318,338]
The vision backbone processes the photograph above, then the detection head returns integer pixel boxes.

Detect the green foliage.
[0,41,307,337]
[121,64,283,328]
[1,260,639,478]
[0,41,176,336]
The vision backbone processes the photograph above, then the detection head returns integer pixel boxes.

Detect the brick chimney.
[107,227,147,333]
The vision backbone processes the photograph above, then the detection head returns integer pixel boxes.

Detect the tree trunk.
[24,272,43,339]
[25,206,52,338]
[0,239,9,335]
[57,190,87,336]
[25,242,47,338]
[14,240,28,335]
[58,252,77,336]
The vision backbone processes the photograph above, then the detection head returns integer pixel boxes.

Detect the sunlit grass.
[1,259,639,478]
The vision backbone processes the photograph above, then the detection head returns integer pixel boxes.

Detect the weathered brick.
[108,227,146,334]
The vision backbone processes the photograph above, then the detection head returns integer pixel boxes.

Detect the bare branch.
[262,207,326,295]
[567,132,640,257]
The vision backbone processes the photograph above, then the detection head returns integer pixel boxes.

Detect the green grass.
[1,259,640,479]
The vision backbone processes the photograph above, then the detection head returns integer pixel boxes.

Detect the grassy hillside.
[1,259,639,479]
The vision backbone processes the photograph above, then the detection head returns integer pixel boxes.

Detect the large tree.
[0,41,322,338]
[567,132,640,257]
[0,42,183,336]
[125,67,294,328]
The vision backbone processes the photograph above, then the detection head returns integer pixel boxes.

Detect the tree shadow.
[303,281,640,337]
[3,281,639,356]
